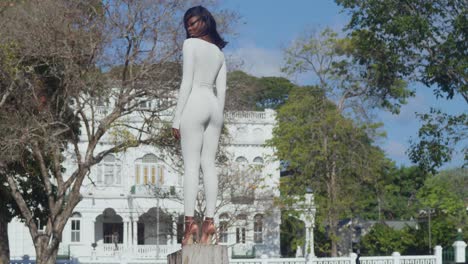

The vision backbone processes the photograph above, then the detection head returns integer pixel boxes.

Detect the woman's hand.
[172,128,181,140]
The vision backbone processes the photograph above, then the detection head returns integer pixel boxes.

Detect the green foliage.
[376,166,429,220]
[336,0,468,170]
[270,86,388,255]
[409,109,467,173]
[359,168,468,255]
[416,168,468,238]
[0,154,51,225]
[282,28,412,115]
[280,212,305,257]
[226,70,295,111]
[255,77,295,110]
[336,0,467,101]
[360,223,425,255]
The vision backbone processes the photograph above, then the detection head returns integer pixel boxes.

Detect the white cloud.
[226,44,284,78]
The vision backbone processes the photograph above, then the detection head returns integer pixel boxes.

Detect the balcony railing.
[94,244,180,258]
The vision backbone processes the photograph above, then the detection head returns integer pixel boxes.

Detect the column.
[453,239,467,263]
[172,217,178,245]
[392,252,401,264]
[434,245,443,264]
[310,223,315,257]
[305,223,312,264]
[91,220,97,260]
[91,220,96,243]
[123,220,128,247]
[133,220,138,245]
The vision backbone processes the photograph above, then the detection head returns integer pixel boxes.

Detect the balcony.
[69,244,181,260]
[130,185,181,197]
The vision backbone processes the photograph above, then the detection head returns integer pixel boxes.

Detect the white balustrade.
[360,256,394,264]
[359,255,436,264]
[97,243,124,256]
[312,257,353,264]
[133,244,181,258]
[225,111,269,121]
[268,258,307,264]
[400,256,436,264]
[84,246,438,264]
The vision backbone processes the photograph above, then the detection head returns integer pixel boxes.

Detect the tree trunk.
[330,160,338,257]
[0,214,10,264]
[35,244,59,264]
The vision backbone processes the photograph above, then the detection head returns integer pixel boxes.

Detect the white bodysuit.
[172,38,227,218]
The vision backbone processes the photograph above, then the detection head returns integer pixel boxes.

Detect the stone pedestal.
[453,240,467,264]
[167,245,228,264]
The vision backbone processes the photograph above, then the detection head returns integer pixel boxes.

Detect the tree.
[369,165,429,221]
[283,28,411,116]
[270,87,388,256]
[0,159,50,263]
[409,109,467,173]
[416,168,468,247]
[281,28,410,256]
[0,1,237,263]
[359,223,420,256]
[335,0,468,171]
[359,168,468,255]
[226,70,295,111]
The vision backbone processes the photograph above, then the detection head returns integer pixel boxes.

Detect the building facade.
[8,109,281,262]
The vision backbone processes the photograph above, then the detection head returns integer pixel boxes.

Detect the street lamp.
[298,187,316,263]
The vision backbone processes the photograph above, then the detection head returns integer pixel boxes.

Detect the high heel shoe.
[182,216,199,246]
[200,217,218,245]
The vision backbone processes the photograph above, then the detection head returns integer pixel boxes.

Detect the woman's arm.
[172,39,196,129]
[216,59,227,111]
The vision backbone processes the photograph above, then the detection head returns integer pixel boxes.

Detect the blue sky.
[219,0,466,168]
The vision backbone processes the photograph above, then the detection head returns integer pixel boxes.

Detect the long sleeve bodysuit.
[172,38,227,218]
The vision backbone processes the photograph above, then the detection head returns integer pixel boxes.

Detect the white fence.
[228,254,438,264]
[79,252,438,264]
[13,246,441,264]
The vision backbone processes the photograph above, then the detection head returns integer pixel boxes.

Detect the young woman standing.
[172,6,227,246]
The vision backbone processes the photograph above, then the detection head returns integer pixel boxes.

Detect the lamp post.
[297,187,316,264]
[428,208,431,255]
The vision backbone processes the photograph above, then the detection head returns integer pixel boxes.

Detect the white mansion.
[7,108,282,262]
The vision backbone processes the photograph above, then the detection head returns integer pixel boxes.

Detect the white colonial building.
[8,108,282,262]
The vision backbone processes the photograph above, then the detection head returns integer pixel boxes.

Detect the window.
[96,154,121,186]
[219,213,230,243]
[236,214,247,244]
[135,154,165,185]
[235,156,248,163]
[35,218,46,233]
[71,212,81,242]
[236,227,246,244]
[137,98,152,110]
[253,157,264,164]
[253,214,263,244]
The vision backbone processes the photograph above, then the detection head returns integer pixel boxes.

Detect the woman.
[172,6,227,246]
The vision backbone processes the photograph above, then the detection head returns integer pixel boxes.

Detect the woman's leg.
[180,121,205,217]
[200,122,222,218]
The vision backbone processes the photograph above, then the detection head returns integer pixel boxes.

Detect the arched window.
[71,212,81,242]
[253,214,263,244]
[235,156,248,163]
[253,157,264,164]
[96,154,121,186]
[135,154,165,185]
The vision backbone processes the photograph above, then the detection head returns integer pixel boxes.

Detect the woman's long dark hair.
[184,6,227,50]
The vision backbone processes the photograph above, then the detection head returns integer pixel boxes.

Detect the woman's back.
[185,38,225,86]
[172,37,227,130]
